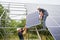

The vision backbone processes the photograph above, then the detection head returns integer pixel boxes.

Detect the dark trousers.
[18,32,24,40]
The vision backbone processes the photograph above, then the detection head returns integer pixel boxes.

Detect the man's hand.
[23,26,27,30]
[40,16,42,20]
[39,11,43,20]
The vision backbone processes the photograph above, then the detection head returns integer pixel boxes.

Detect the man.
[37,8,48,30]
[17,28,24,40]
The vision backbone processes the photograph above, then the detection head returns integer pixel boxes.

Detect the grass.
[0,28,54,40]
[0,34,54,40]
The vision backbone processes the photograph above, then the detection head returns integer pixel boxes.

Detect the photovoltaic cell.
[46,17,59,27]
[52,17,60,25]
[46,17,60,40]
[48,27,60,40]
[26,11,40,28]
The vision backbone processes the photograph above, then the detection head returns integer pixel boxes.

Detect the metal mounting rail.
[35,27,41,40]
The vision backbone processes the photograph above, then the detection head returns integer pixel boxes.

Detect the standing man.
[37,8,48,30]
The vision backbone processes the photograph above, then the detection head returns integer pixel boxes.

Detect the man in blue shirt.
[37,8,48,30]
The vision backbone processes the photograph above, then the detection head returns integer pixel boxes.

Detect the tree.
[0,4,9,39]
[0,4,4,16]
[17,19,26,27]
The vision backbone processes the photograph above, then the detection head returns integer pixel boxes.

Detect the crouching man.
[17,27,27,40]
[17,28,24,40]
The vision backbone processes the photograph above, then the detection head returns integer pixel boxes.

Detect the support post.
[35,26,41,40]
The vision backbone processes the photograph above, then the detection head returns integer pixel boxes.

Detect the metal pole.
[35,26,41,40]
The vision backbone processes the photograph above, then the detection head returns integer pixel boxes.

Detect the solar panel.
[45,5,60,40]
[26,11,40,28]
[48,27,60,40]
[46,17,60,40]
[52,17,60,25]
[46,17,59,27]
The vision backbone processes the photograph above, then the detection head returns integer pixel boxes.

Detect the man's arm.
[22,26,27,35]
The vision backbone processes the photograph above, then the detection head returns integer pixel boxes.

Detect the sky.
[0,0,60,5]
